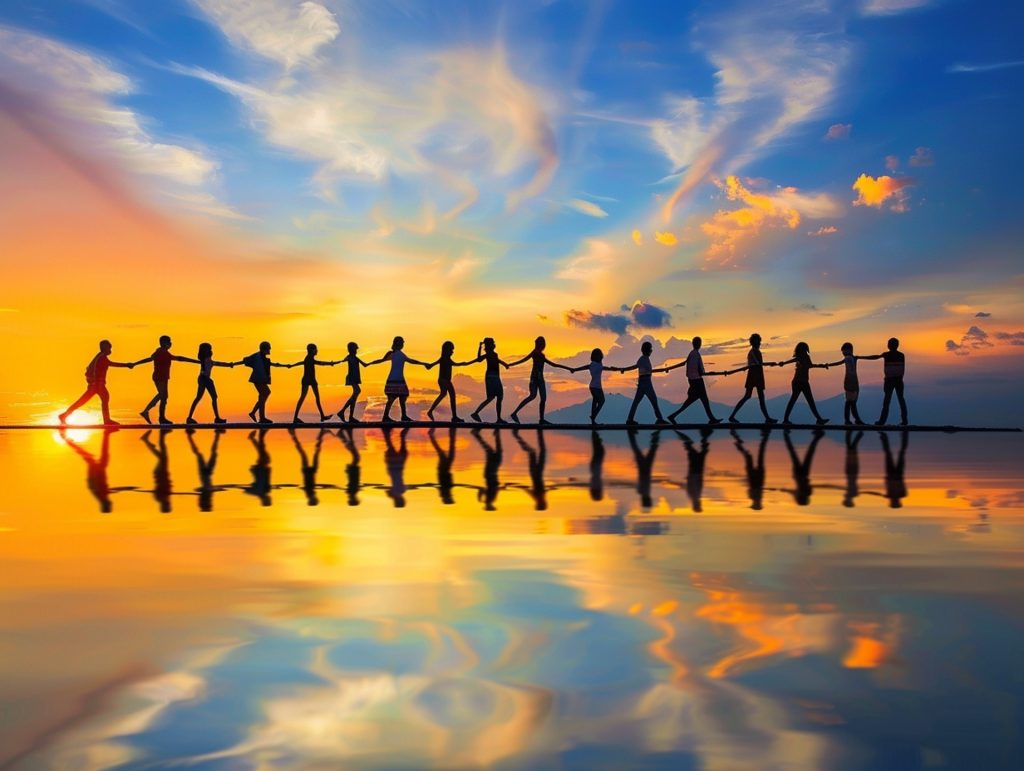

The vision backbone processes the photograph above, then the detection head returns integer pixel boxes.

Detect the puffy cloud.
[631,229,644,246]
[629,301,673,329]
[191,0,340,68]
[564,309,631,335]
[657,3,847,221]
[851,173,913,212]
[993,331,1024,346]
[885,154,900,171]
[808,225,837,236]
[861,0,934,15]
[565,198,609,218]
[181,45,557,209]
[654,231,678,246]
[908,146,934,167]
[824,123,851,140]
[946,325,993,356]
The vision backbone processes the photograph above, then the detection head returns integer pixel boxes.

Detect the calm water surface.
[1,427,1022,770]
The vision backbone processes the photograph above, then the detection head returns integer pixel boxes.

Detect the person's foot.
[453,416,465,423]
[337,409,346,419]
[187,418,198,425]
[510,413,520,424]
[400,415,412,422]
[844,420,853,426]
[655,418,670,425]
[214,418,227,424]
[854,420,866,426]
[470,412,482,423]
[816,418,829,426]
[427,409,435,421]
[58,412,69,425]
[383,416,395,423]
[900,420,909,426]
[320,414,330,423]
[668,415,679,425]
[874,420,885,426]
[728,416,740,424]
[259,417,273,424]
[104,419,120,427]
[158,417,173,426]
[626,419,639,426]
[140,410,152,425]
[294,417,304,424]
[590,416,597,425]
[765,417,778,424]
[540,419,552,425]
[496,418,508,424]
[248,410,258,423]
[708,417,722,425]
[348,416,360,424]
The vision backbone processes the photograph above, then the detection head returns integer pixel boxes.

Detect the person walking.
[728,333,777,424]
[470,338,510,423]
[875,337,909,426]
[335,342,377,423]
[824,342,880,426]
[185,342,236,425]
[243,341,293,424]
[381,336,429,423]
[291,343,339,423]
[571,348,620,424]
[508,336,574,425]
[663,336,724,425]
[620,341,669,425]
[776,342,830,425]
[58,340,135,425]
[135,335,199,425]
[425,341,475,422]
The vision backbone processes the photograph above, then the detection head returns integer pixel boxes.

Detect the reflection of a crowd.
[58,426,919,518]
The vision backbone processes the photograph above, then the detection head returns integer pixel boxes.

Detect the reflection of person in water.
[140,429,172,513]
[245,428,272,506]
[383,426,410,507]
[589,431,606,502]
[732,428,768,511]
[880,431,909,509]
[628,429,661,509]
[677,429,710,512]
[186,427,222,512]
[337,427,361,506]
[842,430,864,508]
[428,426,457,505]
[472,428,503,510]
[783,429,824,506]
[60,427,118,513]
[513,428,548,510]
[290,427,324,506]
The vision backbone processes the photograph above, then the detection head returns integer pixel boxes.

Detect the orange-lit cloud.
[824,123,851,140]
[631,229,643,246]
[851,173,913,212]
[700,176,805,262]
[653,231,677,246]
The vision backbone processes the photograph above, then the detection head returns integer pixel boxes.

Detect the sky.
[0,0,1022,425]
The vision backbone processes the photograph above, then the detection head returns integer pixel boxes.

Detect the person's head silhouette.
[259,341,271,354]
[692,336,702,351]
[749,333,761,349]
[159,335,172,349]
[794,341,810,357]
[347,341,358,354]
[198,342,213,359]
[591,348,603,363]
[442,340,455,356]
[99,339,112,354]
[888,337,900,351]
[842,342,853,355]
[483,337,496,352]
[641,341,653,356]
[307,343,317,356]
[392,336,404,351]
[535,336,546,351]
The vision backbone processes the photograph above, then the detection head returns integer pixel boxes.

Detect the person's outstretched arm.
[109,359,134,369]
[500,359,511,369]
[313,359,337,366]
[661,360,687,371]
[824,359,845,367]
[811,361,830,369]
[172,355,201,364]
[618,362,639,372]
[404,355,431,367]
[774,358,796,367]
[543,356,574,372]
[132,355,154,366]
[857,353,883,360]
[270,360,295,368]
[507,353,532,367]
[212,359,236,368]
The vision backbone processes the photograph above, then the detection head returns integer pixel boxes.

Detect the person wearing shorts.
[471,337,510,423]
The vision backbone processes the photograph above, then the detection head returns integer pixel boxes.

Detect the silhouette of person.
[425,341,474,422]
[663,337,725,425]
[472,427,503,510]
[186,342,236,425]
[513,428,548,510]
[245,428,272,506]
[428,426,457,504]
[776,342,830,425]
[140,429,172,513]
[336,342,377,423]
[383,426,410,507]
[879,431,908,508]
[875,337,909,426]
[589,430,605,502]
[621,341,669,425]
[338,427,361,506]
[509,336,573,424]
[825,343,881,426]
[242,341,291,424]
[728,333,778,424]
[59,339,135,425]
[842,430,864,508]
[732,428,768,511]
[381,336,429,423]
[628,428,661,509]
[571,348,621,424]
[470,338,511,424]
[783,429,824,506]
[290,427,324,506]
[135,335,199,425]
[676,429,710,512]
[186,427,222,512]
[291,343,339,423]
[60,427,116,512]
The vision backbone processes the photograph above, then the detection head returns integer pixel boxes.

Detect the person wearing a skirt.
[381,336,429,422]
[727,333,778,424]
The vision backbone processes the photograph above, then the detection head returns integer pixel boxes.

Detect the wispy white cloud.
[190,0,340,69]
[860,0,934,15]
[565,198,609,218]
[947,60,1024,74]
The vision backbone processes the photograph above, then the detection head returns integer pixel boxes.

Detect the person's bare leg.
[293,383,309,422]
[383,395,397,421]
[472,396,493,422]
[187,382,204,422]
[399,395,410,420]
[312,383,327,420]
[447,384,458,419]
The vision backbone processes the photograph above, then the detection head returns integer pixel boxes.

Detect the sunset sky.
[1,0,1022,425]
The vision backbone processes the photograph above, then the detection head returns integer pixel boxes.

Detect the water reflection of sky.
[1,428,1022,769]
